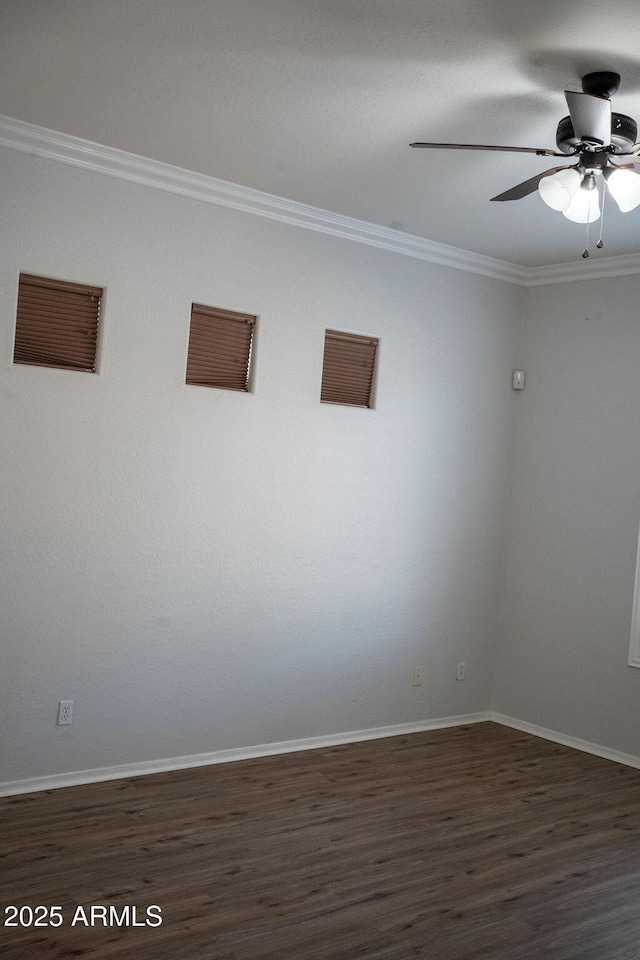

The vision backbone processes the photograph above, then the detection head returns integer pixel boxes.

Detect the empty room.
[1,2,639,958]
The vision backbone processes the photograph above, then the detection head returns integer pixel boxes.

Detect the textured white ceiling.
[3,0,640,267]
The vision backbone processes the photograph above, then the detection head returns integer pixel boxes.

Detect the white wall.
[494,276,640,756]
[0,148,522,785]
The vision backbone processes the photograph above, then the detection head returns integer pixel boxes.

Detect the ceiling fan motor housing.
[556,112,637,154]
[581,71,621,98]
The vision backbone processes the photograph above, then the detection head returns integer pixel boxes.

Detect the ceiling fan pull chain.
[582,193,592,258]
[597,180,606,249]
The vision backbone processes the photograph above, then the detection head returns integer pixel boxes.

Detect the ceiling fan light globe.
[562,187,601,223]
[605,167,640,212]
[538,168,581,211]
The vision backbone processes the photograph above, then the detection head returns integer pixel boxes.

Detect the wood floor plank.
[1,722,639,959]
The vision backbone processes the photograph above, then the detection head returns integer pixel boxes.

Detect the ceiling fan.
[411,72,640,255]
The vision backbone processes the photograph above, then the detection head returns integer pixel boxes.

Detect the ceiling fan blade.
[490,166,572,202]
[410,142,564,156]
[564,90,611,146]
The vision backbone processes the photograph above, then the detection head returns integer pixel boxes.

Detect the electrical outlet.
[57,700,73,725]
[412,666,423,686]
[456,662,465,681]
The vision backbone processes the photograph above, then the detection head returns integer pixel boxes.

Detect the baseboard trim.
[490,712,640,771]
[0,712,489,797]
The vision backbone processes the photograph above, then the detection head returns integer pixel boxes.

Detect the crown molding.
[2,114,640,287]
[521,251,640,286]
[0,114,524,285]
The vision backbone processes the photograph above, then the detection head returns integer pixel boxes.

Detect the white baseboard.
[490,712,640,771]
[6,711,637,798]
[0,712,489,797]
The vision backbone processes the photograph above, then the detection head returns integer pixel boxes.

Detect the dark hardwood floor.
[1,722,640,959]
